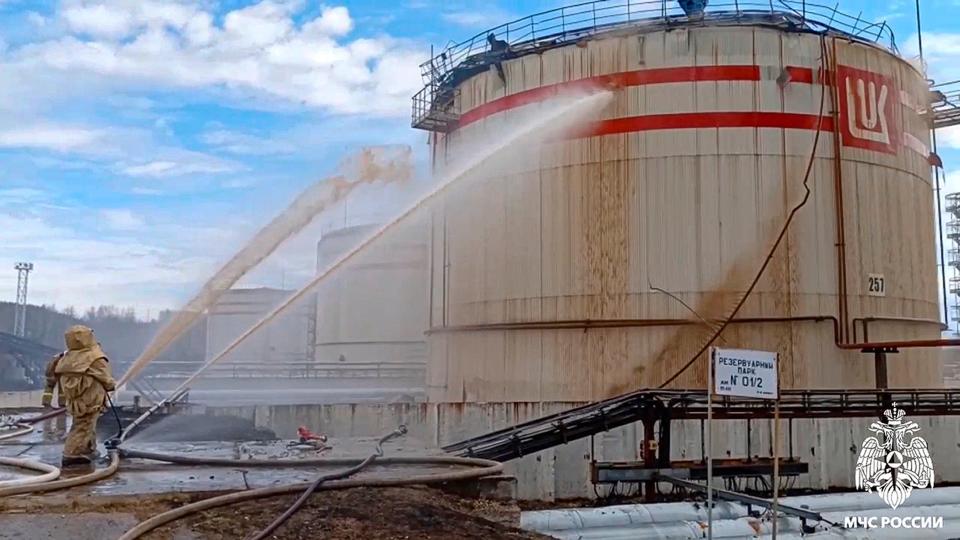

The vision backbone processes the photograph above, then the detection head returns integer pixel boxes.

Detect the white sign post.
[708,348,780,540]
[713,348,779,399]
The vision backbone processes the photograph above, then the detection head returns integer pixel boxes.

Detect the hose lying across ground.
[117,457,503,540]
[117,434,504,540]
[249,426,407,540]
[20,408,67,424]
[0,424,33,442]
[0,407,67,442]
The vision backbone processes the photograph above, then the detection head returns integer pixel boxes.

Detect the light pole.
[13,262,34,337]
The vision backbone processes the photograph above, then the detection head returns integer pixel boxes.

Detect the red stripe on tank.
[458,65,763,127]
[458,65,829,128]
[560,112,835,139]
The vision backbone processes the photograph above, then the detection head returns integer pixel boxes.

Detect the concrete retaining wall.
[0,390,43,408]
[208,401,960,500]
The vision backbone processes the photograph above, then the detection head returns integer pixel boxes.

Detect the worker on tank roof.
[44,325,116,467]
[678,0,708,18]
[486,32,508,53]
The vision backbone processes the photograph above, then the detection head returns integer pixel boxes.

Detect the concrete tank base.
[207,401,960,500]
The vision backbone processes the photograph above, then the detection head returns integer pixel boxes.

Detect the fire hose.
[0,390,124,497]
[0,457,59,488]
[0,451,119,497]
[116,427,504,540]
[0,423,34,442]
[248,425,406,540]
[0,407,68,442]
[117,457,503,540]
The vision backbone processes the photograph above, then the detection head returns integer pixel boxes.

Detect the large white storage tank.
[314,220,429,379]
[425,12,942,404]
[205,287,311,365]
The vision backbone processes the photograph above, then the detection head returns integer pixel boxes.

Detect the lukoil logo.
[854,403,934,509]
[838,65,901,155]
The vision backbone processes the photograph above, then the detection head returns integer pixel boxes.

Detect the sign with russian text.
[713,348,779,400]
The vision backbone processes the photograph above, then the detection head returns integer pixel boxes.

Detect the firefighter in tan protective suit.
[44,325,116,467]
[41,353,67,409]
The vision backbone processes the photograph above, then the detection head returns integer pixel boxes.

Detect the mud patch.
[128,414,276,443]
[147,486,547,540]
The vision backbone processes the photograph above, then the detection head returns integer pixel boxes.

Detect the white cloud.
[120,155,241,177]
[26,12,48,27]
[309,6,354,37]
[940,125,960,149]
[0,203,245,313]
[906,32,960,81]
[201,129,296,156]
[0,124,103,151]
[63,3,136,39]
[100,208,145,230]
[5,1,426,117]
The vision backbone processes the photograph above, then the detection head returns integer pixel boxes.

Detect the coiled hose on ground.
[0,409,65,489]
[0,451,119,497]
[0,403,121,497]
[0,457,59,487]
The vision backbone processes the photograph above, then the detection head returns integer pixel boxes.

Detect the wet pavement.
[0,413,454,500]
[0,413,513,540]
[2,436,446,497]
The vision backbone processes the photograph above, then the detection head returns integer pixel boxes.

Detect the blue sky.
[1,0,960,316]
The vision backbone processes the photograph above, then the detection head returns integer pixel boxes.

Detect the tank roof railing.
[933,80,960,130]
[419,0,898,88]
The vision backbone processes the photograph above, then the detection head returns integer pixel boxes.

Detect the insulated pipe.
[0,450,119,498]
[0,457,60,487]
[116,456,504,540]
[120,447,499,469]
[521,487,960,532]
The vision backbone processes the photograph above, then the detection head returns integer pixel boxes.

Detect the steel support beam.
[447,389,960,462]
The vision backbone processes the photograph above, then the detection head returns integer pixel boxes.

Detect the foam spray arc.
[117,147,413,388]
[116,90,612,443]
